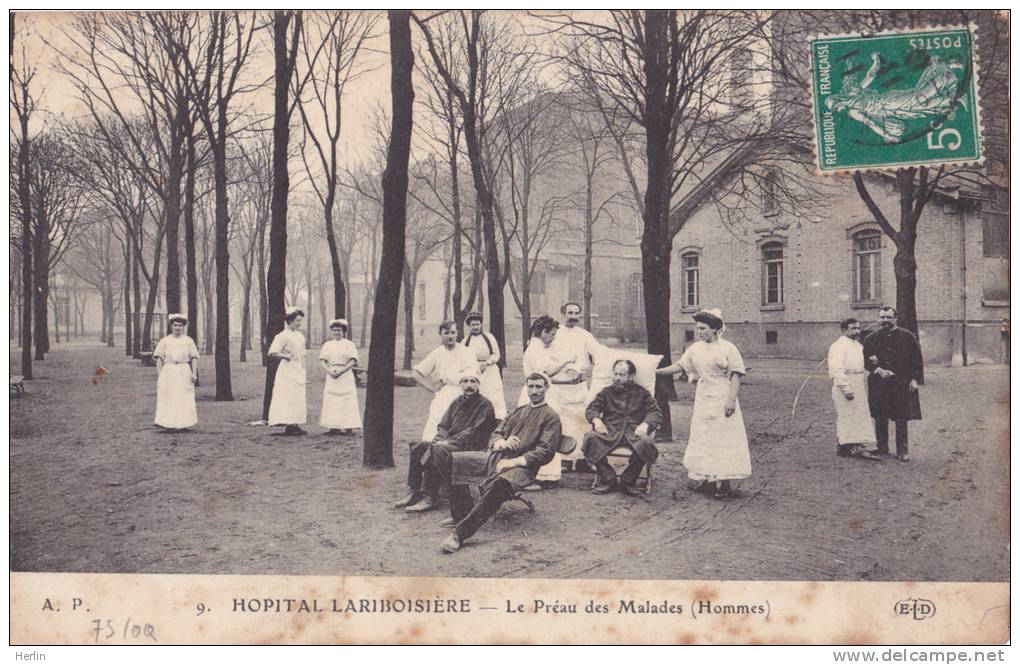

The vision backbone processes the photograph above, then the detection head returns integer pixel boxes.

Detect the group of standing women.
[152,307,363,437]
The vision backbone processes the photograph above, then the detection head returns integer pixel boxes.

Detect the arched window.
[681,251,700,308]
[852,230,882,303]
[761,241,784,305]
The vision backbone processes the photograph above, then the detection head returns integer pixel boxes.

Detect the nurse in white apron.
[462,311,507,419]
[268,306,308,435]
[319,318,362,435]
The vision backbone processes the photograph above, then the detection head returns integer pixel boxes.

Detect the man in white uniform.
[827,317,880,459]
[550,302,602,471]
[413,320,480,442]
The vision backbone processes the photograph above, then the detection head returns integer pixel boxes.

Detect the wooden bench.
[10,375,25,395]
[597,447,653,494]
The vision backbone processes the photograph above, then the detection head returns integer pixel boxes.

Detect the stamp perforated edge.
[807,22,985,178]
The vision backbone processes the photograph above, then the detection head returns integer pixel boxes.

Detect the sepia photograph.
[8,8,1010,647]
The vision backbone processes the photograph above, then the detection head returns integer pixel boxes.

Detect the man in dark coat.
[396,370,497,513]
[863,306,924,461]
[583,359,662,496]
[440,372,561,553]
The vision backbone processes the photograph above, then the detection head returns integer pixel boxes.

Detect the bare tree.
[413,10,536,370]
[295,11,377,324]
[10,12,35,378]
[363,9,414,468]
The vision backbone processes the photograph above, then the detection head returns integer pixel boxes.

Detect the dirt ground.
[9,341,1009,581]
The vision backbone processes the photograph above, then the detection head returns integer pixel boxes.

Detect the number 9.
[196,603,206,616]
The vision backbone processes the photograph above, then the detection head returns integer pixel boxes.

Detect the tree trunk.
[124,242,133,356]
[104,273,116,348]
[51,294,60,344]
[641,10,677,440]
[32,210,50,359]
[100,293,108,344]
[363,10,412,468]
[132,225,143,357]
[18,114,33,379]
[263,10,300,419]
[240,274,252,362]
[894,169,921,338]
[305,269,314,348]
[184,129,200,345]
[165,127,183,318]
[323,191,348,322]
[583,174,594,331]
[212,129,233,401]
[450,139,464,336]
[402,263,415,370]
[318,274,328,344]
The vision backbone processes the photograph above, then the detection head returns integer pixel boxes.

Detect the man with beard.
[863,307,924,461]
[396,369,498,513]
[827,318,880,459]
[582,359,662,496]
[413,320,480,443]
[550,301,603,472]
[440,373,561,553]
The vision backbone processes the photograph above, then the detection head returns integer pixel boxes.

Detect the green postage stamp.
[810,26,982,174]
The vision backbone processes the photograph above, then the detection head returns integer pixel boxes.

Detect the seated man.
[396,370,497,513]
[440,373,562,553]
[583,359,662,496]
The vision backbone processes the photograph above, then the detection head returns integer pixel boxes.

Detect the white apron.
[414,344,480,441]
[679,339,752,482]
[463,332,508,419]
[268,329,307,426]
[319,339,362,429]
[153,334,199,429]
[832,372,876,445]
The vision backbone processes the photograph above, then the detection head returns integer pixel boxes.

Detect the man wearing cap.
[318,318,361,435]
[440,372,561,553]
[396,369,498,513]
[583,359,661,496]
[413,320,481,442]
[462,311,507,419]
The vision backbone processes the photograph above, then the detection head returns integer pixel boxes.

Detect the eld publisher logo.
[894,598,936,621]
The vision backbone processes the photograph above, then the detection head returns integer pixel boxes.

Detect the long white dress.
[152,334,200,429]
[319,338,362,430]
[268,329,307,426]
[827,336,877,445]
[519,338,571,481]
[548,325,600,461]
[463,331,507,419]
[678,339,752,482]
[414,344,479,441]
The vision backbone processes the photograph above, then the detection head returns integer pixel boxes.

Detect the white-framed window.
[852,230,882,303]
[762,241,784,305]
[681,251,700,308]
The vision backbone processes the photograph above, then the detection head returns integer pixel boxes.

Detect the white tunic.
[319,338,362,429]
[678,339,752,482]
[152,334,199,429]
[463,331,507,419]
[268,329,307,426]
[548,325,599,461]
[414,344,479,441]
[827,335,877,445]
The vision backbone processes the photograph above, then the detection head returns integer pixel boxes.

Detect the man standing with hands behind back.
[863,306,924,462]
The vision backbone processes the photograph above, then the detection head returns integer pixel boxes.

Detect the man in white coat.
[827,317,880,459]
[550,302,602,471]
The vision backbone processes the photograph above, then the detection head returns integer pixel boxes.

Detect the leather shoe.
[438,517,457,528]
[521,483,543,492]
[405,497,436,513]
[619,483,642,497]
[897,454,910,462]
[591,480,617,495]
[394,492,419,509]
[441,534,462,553]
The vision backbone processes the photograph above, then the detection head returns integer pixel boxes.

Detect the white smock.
[319,338,362,430]
[268,329,307,426]
[414,344,479,441]
[463,331,508,419]
[827,335,877,445]
[152,334,200,429]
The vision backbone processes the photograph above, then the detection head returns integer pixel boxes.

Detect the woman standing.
[657,309,750,498]
[318,318,361,435]
[268,307,308,436]
[519,315,573,486]
[462,311,508,419]
[153,313,200,431]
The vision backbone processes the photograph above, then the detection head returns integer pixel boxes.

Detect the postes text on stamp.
[810,26,981,174]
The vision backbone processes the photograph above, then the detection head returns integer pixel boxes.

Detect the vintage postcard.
[8,9,1010,648]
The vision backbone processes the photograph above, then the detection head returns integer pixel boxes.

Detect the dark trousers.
[454,478,515,542]
[594,450,644,487]
[407,442,441,499]
[874,418,908,456]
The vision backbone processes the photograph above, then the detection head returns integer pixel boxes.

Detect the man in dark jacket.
[583,359,662,496]
[396,370,497,513]
[863,306,924,461]
[440,373,561,553]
